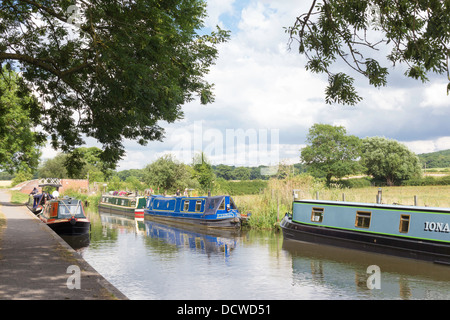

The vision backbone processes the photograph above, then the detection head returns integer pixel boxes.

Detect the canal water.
[67,209,450,300]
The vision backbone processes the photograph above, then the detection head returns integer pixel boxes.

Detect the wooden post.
[342,193,345,201]
[377,188,382,204]
[316,191,319,200]
[414,195,418,206]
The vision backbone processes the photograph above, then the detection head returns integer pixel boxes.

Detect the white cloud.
[404,137,450,155]
[420,81,450,109]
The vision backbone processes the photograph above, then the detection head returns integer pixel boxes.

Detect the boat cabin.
[40,197,86,221]
[147,195,238,217]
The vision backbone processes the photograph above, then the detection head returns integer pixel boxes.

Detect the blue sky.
[41,1,450,170]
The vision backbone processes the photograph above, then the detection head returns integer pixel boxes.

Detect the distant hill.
[418,149,450,168]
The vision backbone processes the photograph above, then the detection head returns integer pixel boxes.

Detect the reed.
[234,175,316,230]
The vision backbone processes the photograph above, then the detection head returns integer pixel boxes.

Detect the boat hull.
[46,220,90,236]
[144,212,241,229]
[281,215,450,265]
[98,203,136,218]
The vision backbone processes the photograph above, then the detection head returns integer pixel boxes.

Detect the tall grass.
[234,175,316,229]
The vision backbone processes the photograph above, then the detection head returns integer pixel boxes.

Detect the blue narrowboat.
[281,198,450,265]
[144,195,241,228]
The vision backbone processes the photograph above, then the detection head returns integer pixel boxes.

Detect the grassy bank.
[10,190,30,205]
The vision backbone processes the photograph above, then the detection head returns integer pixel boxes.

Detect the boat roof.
[51,197,83,205]
[296,199,450,213]
[151,195,229,200]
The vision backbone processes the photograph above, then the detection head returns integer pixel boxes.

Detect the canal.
[66,209,450,300]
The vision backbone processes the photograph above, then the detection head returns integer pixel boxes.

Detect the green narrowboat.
[99,192,147,219]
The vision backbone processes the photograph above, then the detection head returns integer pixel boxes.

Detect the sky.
[40,0,450,171]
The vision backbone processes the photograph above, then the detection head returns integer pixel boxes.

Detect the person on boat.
[183,188,188,196]
[176,189,181,196]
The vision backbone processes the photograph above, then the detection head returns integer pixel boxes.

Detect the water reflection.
[60,234,90,251]
[144,219,239,259]
[75,209,450,300]
[283,239,450,300]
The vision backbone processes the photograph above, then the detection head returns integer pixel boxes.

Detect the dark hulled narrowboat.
[99,192,147,219]
[39,197,90,236]
[144,195,241,228]
[281,198,450,265]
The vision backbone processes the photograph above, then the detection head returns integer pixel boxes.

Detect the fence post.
[377,188,382,204]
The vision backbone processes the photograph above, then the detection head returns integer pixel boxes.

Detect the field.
[0,181,11,188]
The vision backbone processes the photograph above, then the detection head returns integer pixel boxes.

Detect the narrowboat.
[38,196,90,236]
[144,195,241,228]
[27,182,62,215]
[281,198,450,265]
[98,191,147,219]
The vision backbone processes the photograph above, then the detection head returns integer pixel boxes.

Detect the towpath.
[0,190,127,300]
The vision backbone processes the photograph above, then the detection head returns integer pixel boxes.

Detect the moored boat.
[99,191,147,219]
[26,182,62,215]
[144,195,241,229]
[39,196,90,236]
[281,197,450,265]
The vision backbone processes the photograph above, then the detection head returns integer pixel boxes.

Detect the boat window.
[355,211,371,228]
[183,200,189,211]
[195,200,202,212]
[311,207,324,222]
[229,198,237,209]
[59,203,83,217]
[219,199,225,210]
[399,214,410,233]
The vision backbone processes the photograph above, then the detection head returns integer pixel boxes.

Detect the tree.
[361,137,421,186]
[214,164,234,180]
[64,147,112,180]
[143,154,193,194]
[232,167,251,180]
[0,1,230,169]
[38,154,69,179]
[0,65,45,174]
[301,124,361,184]
[192,152,215,193]
[38,147,111,180]
[287,1,450,105]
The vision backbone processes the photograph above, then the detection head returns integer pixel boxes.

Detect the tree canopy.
[192,152,215,193]
[0,0,229,170]
[38,146,113,181]
[300,123,362,184]
[287,0,450,105]
[361,137,422,186]
[0,66,45,174]
[143,154,196,194]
